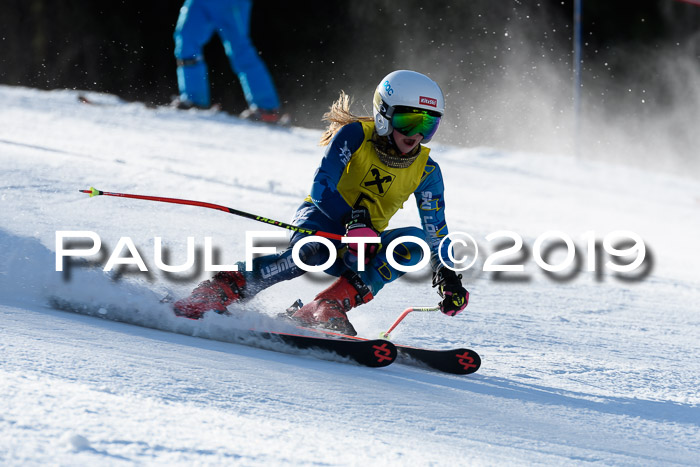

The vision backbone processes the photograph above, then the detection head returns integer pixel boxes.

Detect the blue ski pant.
[174,0,280,109]
[241,202,428,297]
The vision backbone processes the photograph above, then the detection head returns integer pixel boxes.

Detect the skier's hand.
[432,266,469,316]
[344,208,380,263]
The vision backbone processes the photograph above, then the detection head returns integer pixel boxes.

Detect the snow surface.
[1,85,699,465]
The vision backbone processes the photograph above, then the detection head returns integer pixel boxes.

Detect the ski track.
[1,85,699,465]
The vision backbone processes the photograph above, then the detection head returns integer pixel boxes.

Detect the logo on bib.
[362,165,395,196]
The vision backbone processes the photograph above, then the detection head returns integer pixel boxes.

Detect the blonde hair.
[319,91,373,146]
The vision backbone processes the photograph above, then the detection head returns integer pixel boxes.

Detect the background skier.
[174,70,469,335]
[172,0,282,122]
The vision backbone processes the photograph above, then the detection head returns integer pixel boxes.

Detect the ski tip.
[79,187,102,197]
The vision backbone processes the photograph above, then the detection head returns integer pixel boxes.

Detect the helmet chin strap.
[387,132,402,154]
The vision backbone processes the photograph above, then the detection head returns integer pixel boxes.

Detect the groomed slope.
[1,86,698,465]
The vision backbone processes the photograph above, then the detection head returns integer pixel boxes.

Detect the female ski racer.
[174,70,469,335]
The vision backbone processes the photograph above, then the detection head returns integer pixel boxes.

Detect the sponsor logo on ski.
[372,343,394,363]
[456,351,478,370]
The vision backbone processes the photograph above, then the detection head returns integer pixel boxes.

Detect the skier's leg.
[360,226,428,294]
[173,0,214,108]
[290,270,372,336]
[240,202,344,294]
[216,0,280,111]
[174,202,342,318]
[291,227,427,336]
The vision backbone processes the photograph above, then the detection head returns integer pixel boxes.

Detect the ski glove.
[432,266,469,316]
[344,207,380,264]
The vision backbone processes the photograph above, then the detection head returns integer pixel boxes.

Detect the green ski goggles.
[391,107,442,140]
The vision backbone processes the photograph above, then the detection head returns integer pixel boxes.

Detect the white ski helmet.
[373,70,445,143]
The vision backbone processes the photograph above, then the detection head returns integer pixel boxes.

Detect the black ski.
[290,324,481,375]
[234,330,397,368]
[394,345,480,375]
[283,300,481,375]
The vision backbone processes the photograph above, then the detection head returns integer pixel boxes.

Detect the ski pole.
[381,306,440,339]
[79,187,344,241]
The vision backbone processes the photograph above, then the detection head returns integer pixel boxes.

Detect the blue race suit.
[174,0,280,110]
[240,121,454,297]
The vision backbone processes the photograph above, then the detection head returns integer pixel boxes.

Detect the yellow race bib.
[336,121,430,232]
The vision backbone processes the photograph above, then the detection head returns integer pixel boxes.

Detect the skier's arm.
[308,122,365,223]
[414,158,452,271]
[415,160,469,315]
